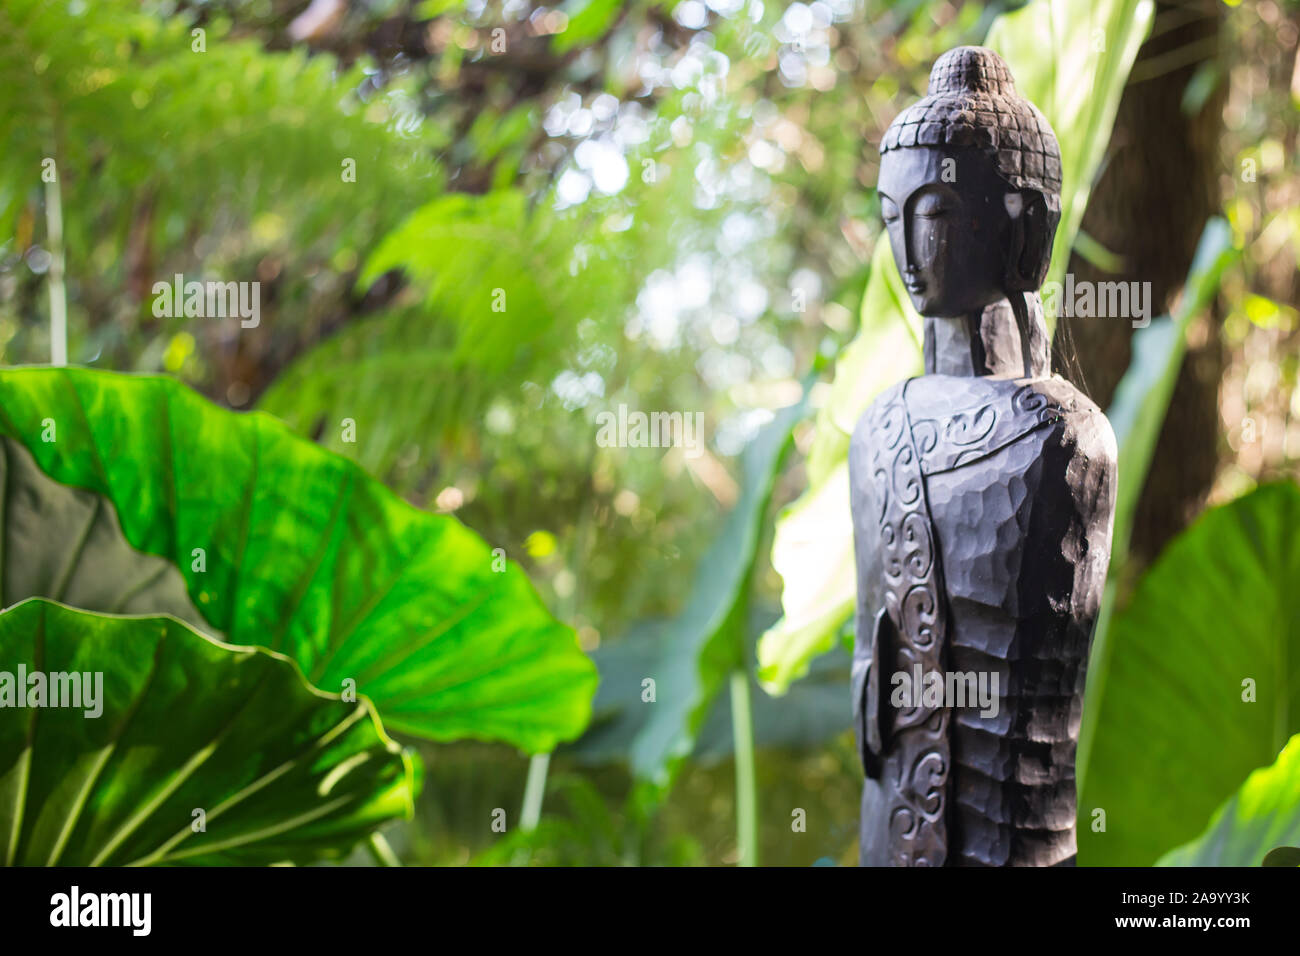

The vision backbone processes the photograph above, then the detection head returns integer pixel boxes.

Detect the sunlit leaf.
[1158,734,1300,867]
[0,367,596,753]
[1080,482,1300,866]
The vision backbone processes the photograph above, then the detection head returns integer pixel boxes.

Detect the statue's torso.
[850,372,1117,866]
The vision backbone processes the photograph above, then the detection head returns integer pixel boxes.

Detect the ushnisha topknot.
[879,46,1062,202]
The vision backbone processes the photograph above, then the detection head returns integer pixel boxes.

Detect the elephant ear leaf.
[1081,482,1300,865]
[1158,734,1300,868]
[0,368,595,753]
[0,599,415,867]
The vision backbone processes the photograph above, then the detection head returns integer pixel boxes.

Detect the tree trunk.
[1057,0,1225,566]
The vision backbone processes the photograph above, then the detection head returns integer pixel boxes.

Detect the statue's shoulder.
[851,373,1115,476]
[849,377,911,460]
[1032,374,1118,467]
[851,373,1024,445]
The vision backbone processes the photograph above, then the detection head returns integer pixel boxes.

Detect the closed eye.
[914,198,949,218]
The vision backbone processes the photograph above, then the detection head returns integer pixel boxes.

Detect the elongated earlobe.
[1003,193,1028,291]
[1003,189,1058,292]
[1002,188,1055,378]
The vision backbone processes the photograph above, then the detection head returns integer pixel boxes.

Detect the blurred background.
[1,0,1296,865]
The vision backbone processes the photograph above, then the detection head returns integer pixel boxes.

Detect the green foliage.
[0,0,439,378]
[258,93,744,496]
[255,45,763,642]
[0,0,436,247]
[984,0,1154,311]
[757,240,915,692]
[469,773,705,866]
[1080,482,1300,866]
[553,0,627,53]
[416,1,470,18]
[0,367,596,753]
[2,0,1278,869]
[1076,219,1239,791]
[1094,222,1238,587]
[1159,734,1300,867]
[527,387,815,839]
[759,0,1157,693]
[260,187,644,482]
[0,433,204,625]
[623,393,808,804]
[0,598,414,866]
[570,613,852,766]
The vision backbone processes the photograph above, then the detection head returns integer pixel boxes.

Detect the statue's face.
[877,146,1014,318]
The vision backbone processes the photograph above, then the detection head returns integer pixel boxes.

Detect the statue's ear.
[1003,189,1058,292]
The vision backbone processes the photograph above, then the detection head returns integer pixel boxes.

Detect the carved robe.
[850,371,1116,866]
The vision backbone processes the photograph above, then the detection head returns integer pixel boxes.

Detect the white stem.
[519,751,551,831]
[44,170,67,366]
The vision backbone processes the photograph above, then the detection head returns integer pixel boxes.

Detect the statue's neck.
[922,294,1050,380]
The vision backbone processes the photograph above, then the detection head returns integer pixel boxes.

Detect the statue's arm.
[848,415,889,779]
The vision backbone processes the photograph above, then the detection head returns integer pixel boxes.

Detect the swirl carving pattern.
[866,382,951,866]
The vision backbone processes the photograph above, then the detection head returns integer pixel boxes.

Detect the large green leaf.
[1158,734,1300,867]
[0,599,414,866]
[759,0,1156,694]
[0,367,596,753]
[1079,482,1300,866]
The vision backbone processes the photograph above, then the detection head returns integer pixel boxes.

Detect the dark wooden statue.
[850,46,1117,866]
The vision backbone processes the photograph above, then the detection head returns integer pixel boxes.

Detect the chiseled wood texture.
[852,371,1116,866]
[852,46,1119,866]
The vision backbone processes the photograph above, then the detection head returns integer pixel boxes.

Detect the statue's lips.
[905,279,926,294]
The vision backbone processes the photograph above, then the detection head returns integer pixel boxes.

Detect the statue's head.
[878,46,1061,318]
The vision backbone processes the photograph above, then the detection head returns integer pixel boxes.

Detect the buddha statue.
[850,46,1118,866]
